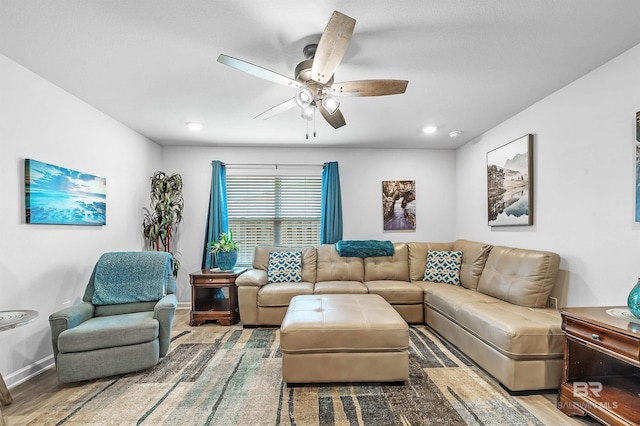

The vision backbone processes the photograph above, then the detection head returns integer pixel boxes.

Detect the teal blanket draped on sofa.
[335,240,395,258]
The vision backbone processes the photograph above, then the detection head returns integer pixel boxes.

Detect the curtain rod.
[225,163,324,169]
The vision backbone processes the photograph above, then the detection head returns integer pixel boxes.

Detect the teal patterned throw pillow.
[423,250,463,285]
[267,251,303,284]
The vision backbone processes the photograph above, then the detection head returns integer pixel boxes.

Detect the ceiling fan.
[217,10,409,136]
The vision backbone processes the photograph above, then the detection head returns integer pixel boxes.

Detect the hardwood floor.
[1,309,601,425]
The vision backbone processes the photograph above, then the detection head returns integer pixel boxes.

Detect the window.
[227,175,322,266]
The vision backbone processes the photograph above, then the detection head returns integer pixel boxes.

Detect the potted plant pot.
[216,250,238,271]
[209,230,239,271]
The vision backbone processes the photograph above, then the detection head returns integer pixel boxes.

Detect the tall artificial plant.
[142,171,184,274]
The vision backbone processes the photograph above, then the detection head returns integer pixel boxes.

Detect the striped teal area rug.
[30,325,543,425]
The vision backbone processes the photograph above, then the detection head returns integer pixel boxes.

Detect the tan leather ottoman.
[280,294,409,384]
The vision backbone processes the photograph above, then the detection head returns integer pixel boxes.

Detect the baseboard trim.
[5,354,55,389]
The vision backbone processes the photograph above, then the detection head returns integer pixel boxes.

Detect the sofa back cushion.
[476,246,560,308]
[364,242,410,281]
[253,246,317,283]
[316,244,364,282]
[407,242,454,282]
[452,239,493,290]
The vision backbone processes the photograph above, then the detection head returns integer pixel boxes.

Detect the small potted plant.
[208,230,239,271]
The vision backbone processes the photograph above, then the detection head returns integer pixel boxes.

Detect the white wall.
[455,43,640,308]
[0,54,161,386]
[161,146,457,301]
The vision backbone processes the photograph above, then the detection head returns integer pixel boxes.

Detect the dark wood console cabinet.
[559,306,640,425]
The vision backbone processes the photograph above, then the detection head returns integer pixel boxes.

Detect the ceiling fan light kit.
[301,106,315,120]
[217,10,408,137]
[294,88,314,109]
[322,93,340,115]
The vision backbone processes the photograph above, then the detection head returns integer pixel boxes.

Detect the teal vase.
[216,250,238,271]
[628,278,640,318]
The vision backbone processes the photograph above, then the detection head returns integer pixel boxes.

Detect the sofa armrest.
[236,269,268,287]
[48,302,95,359]
[154,293,178,357]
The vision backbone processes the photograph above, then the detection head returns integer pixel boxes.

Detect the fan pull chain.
[313,107,317,138]
[306,117,309,140]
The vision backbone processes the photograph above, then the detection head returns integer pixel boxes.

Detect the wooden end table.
[189,268,246,326]
[558,306,640,425]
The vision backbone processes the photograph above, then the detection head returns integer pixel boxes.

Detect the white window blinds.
[227,175,322,266]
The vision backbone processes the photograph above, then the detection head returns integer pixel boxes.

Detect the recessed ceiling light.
[186,121,203,132]
[422,125,437,134]
[449,130,462,138]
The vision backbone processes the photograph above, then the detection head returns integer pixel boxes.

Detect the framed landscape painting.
[487,134,533,226]
[25,159,106,225]
[382,180,416,231]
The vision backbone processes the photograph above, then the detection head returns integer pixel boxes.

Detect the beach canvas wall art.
[382,180,416,231]
[25,159,106,225]
[487,134,533,226]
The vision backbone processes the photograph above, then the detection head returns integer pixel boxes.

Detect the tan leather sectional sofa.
[236,239,563,392]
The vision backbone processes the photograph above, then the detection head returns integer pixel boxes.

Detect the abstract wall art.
[25,159,106,225]
[487,134,533,226]
[382,180,416,231]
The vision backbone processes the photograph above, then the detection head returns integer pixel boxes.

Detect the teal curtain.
[320,161,343,244]
[201,161,228,269]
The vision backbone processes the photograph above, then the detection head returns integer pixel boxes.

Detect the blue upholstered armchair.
[49,252,178,383]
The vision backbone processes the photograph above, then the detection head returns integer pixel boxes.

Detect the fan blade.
[331,80,408,97]
[217,54,303,89]
[317,100,346,129]
[254,98,297,120]
[311,11,356,85]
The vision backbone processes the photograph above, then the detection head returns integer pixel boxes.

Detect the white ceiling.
[2,1,640,149]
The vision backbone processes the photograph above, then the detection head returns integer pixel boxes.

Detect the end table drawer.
[565,318,640,363]
[193,276,229,284]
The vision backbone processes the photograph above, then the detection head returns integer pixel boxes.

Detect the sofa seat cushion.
[365,280,423,304]
[424,282,563,359]
[454,301,564,359]
[58,311,158,353]
[423,281,496,319]
[257,282,314,307]
[314,281,368,294]
[280,294,408,353]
